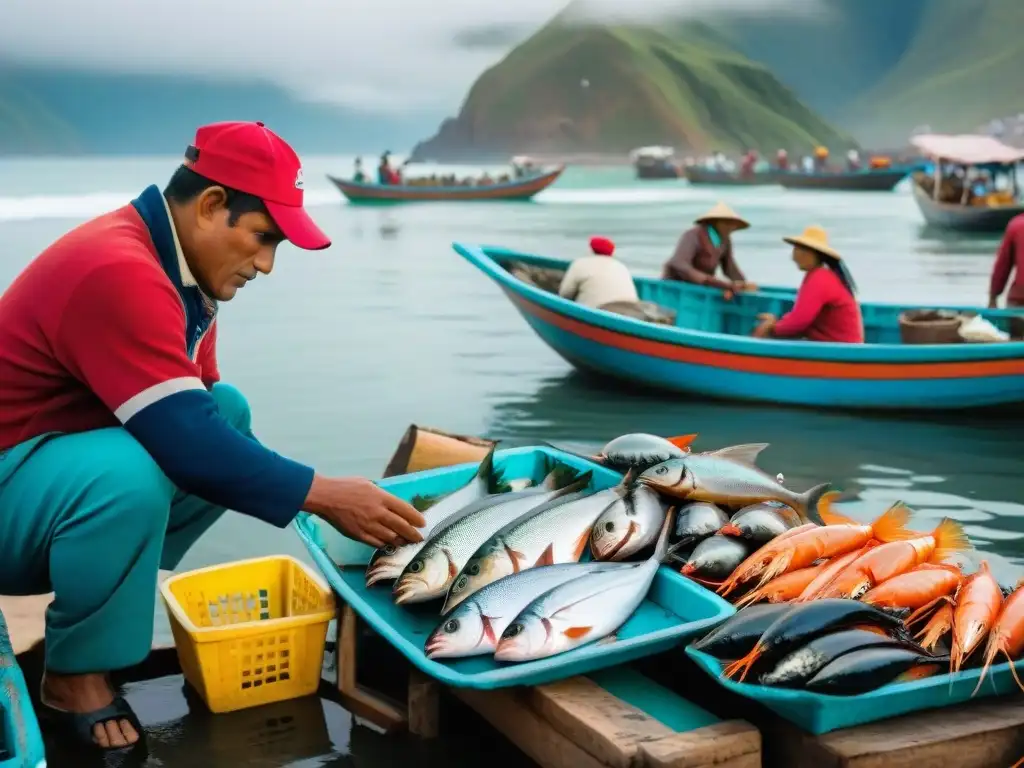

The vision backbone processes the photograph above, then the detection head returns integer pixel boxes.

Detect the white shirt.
[558,256,639,309]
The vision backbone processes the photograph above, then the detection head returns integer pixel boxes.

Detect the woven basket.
[898,309,965,345]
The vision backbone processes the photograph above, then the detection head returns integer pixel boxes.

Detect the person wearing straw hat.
[559,236,639,309]
[753,225,864,343]
[661,202,756,298]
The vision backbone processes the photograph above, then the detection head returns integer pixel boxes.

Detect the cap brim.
[264,200,331,251]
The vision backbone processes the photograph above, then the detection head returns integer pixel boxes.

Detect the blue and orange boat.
[452,244,1024,410]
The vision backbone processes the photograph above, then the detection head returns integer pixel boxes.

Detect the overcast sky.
[1,0,823,114]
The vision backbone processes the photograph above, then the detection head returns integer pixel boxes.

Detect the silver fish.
[393,475,591,604]
[494,509,676,662]
[720,503,801,543]
[590,479,672,561]
[672,501,730,547]
[365,445,498,587]
[425,561,634,659]
[680,534,754,582]
[596,433,695,472]
[442,471,613,613]
[638,444,832,524]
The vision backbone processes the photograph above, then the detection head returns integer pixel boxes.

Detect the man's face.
[185,187,285,301]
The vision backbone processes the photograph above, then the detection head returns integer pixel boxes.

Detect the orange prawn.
[718,502,912,597]
[795,542,878,602]
[973,581,1024,695]
[860,562,963,612]
[733,562,828,608]
[914,597,954,653]
[716,522,818,597]
[819,518,970,600]
[950,561,1003,675]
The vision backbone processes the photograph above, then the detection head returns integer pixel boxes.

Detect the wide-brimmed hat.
[783,225,842,261]
[694,202,750,230]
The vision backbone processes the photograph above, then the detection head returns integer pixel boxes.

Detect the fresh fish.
[365,445,499,587]
[690,603,793,660]
[950,560,1003,675]
[805,647,948,696]
[733,563,829,609]
[722,598,907,682]
[974,581,1024,695]
[590,477,672,561]
[671,502,729,548]
[720,503,801,544]
[759,628,923,688]
[442,471,614,613]
[596,433,697,472]
[680,535,754,584]
[494,508,676,662]
[393,474,591,604]
[637,444,832,525]
[424,561,635,659]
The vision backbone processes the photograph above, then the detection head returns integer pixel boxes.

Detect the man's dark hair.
[163,165,267,226]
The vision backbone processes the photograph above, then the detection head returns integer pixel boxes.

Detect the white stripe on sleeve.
[114,376,208,423]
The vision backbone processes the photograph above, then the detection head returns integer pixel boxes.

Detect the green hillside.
[0,74,80,154]
[412,19,853,161]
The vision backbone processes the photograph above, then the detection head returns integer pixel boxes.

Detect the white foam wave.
[535,187,698,205]
[0,188,342,222]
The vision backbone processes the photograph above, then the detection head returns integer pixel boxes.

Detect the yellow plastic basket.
[160,555,335,713]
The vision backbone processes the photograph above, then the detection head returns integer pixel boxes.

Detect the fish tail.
[928,517,972,563]
[546,470,592,496]
[653,506,677,563]
[971,634,1003,697]
[871,502,916,543]
[722,643,763,683]
[667,434,698,451]
[807,487,843,525]
[541,461,584,490]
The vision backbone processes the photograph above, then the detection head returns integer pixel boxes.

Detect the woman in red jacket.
[753,225,864,343]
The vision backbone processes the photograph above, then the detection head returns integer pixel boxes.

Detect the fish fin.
[545,470,592,495]
[896,663,944,683]
[543,462,584,491]
[571,526,590,561]
[534,544,556,567]
[563,626,593,640]
[871,502,916,543]
[800,485,838,525]
[653,506,677,563]
[504,544,528,573]
[480,615,498,647]
[620,466,639,487]
[410,493,441,512]
[929,517,972,563]
[667,434,698,451]
[722,642,764,683]
[708,443,769,467]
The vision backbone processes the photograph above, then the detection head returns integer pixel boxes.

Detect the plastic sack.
[958,314,1010,343]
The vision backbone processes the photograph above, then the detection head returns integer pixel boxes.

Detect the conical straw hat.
[783,225,842,261]
[694,202,750,230]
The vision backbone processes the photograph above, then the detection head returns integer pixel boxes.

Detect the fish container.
[0,610,46,768]
[685,645,1020,734]
[160,555,335,713]
[293,445,736,690]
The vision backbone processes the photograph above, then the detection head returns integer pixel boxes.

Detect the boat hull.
[453,245,1024,411]
[328,166,564,203]
[636,163,681,180]
[779,168,910,191]
[911,183,1024,232]
[683,167,780,186]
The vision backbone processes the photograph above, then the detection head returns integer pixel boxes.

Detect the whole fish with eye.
[679,535,755,585]
[494,509,677,662]
[671,502,729,550]
[589,472,673,562]
[394,474,591,604]
[720,502,801,544]
[594,433,698,472]
[443,470,618,613]
[638,444,832,525]
[365,445,501,587]
[805,646,948,695]
[425,561,635,659]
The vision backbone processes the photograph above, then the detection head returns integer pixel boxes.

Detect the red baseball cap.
[184,121,330,251]
[590,236,615,256]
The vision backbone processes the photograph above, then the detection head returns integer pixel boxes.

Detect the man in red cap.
[0,121,425,751]
[558,236,639,309]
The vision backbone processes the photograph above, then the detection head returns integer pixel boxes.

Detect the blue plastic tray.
[686,644,1020,734]
[0,609,47,768]
[294,446,735,689]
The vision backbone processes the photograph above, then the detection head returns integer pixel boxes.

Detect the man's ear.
[195,186,229,231]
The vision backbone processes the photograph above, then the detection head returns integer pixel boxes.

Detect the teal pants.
[0,383,251,675]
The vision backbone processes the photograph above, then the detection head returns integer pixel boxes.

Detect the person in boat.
[846,149,862,172]
[989,214,1024,331]
[753,225,864,343]
[776,149,790,171]
[813,146,829,172]
[0,121,426,751]
[353,156,367,182]
[377,151,401,185]
[661,202,756,298]
[739,150,758,178]
[558,236,639,309]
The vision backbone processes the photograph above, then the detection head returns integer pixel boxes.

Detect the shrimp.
[716,522,818,597]
[973,581,1024,695]
[951,561,1003,675]
[860,562,963,612]
[795,543,878,602]
[733,562,828,608]
[914,596,954,653]
[718,502,913,597]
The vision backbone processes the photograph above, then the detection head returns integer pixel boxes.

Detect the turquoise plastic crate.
[0,609,46,768]
[686,644,1020,734]
[294,445,735,689]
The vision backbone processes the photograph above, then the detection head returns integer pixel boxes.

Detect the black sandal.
[38,694,145,751]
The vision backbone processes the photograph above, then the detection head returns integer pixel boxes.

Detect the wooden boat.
[683,166,780,186]
[327,166,564,204]
[630,146,681,180]
[451,244,1024,410]
[778,167,912,192]
[908,133,1024,232]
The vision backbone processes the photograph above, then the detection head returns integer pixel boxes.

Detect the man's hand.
[988,296,999,309]
[739,281,758,292]
[303,476,426,549]
[753,313,777,338]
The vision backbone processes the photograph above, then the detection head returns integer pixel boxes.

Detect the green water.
[1,156,1022,764]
